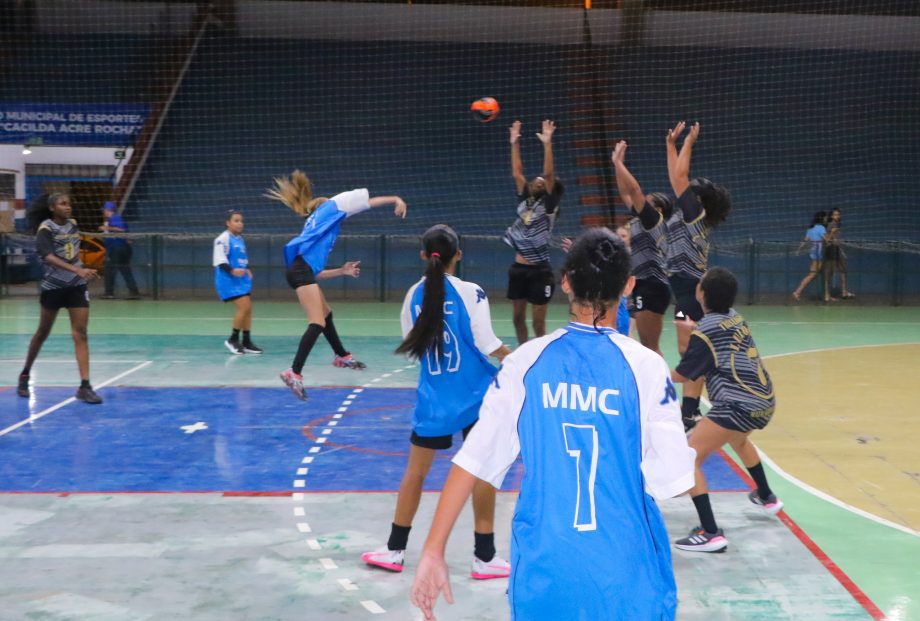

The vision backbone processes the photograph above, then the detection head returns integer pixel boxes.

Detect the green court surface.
[1,298,918,620]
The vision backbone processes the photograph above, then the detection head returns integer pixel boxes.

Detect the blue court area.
[0,386,746,493]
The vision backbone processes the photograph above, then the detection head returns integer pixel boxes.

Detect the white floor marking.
[316,437,327,444]
[337,578,358,591]
[309,447,321,454]
[319,558,338,570]
[180,422,208,434]
[301,457,313,464]
[0,361,153,439]
[294,507,305,517]
[296,468,308,476]
[327,421,338,427]
[321,429,332,435]
[297,523,312,533]
[291,493,304,501]
[360,601,386,614]
[293,480,305,488]
[333,414,343,420]
[307,539,321,550]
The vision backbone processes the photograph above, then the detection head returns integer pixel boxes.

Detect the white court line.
[307,539,321,550]
[319,558,338,570]
[337,578,358,591]
[360,601,386,614]
[297,523,312,533]
[0,361,152,439]
[0,359,146,363]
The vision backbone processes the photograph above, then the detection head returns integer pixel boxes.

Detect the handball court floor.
[0,299,917,621]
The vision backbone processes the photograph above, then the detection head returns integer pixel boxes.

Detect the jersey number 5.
[562,423,598,532]
[425,321,461,375]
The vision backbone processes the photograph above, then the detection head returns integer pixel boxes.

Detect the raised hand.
[667,121,686,146]
[536,119,556,144]
[684,122,700,147]
[509,120,522,144]
[612,140,628,165]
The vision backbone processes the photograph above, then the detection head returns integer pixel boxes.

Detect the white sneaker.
[470,554,510,580]
[225,340,244,355]
[361,547,405,572]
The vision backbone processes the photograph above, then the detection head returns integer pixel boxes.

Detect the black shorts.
[629,279,671,316]
[411,422,476,450]
[222,293,251,303]
[706,406,774,433]
[286,255,317,289]
[40,285,89,310]
[507,262,555,305]
[669,275,704,322]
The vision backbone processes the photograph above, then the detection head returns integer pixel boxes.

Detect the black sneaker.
[17,373,30,397]
[682,409,703,433]
[674,526,728,553]
[242,341,263,354]
[747,490,784,516]
[225,340,244,355]
[75,385,103,404]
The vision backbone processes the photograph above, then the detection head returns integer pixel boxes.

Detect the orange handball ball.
[470,97,500,123]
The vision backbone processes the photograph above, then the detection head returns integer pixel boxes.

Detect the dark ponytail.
[395,225,460,360]
[690,177,731,229]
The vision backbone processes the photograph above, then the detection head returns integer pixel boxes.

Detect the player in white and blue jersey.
[665,122,732,432]
[266,170,407,400]
[671,267,784,553]
[612,140,673,356]
[362,225,512,579]
[411,228,695,621]
[213,210,260,355]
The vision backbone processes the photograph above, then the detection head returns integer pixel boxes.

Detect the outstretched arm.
[317,260,361,281]
[537,119,556,193]
[368,195,407,218]
[510,121,526,195]
[411,465,480,620]
[667,121,699,196]
[612,141,646,212]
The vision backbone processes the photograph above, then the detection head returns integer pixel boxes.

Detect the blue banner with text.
[0,103,149,146]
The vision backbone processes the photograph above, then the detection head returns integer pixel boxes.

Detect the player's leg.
[531,302,548,339]
[728,432,784,515]
[635,311,664,356]
[18,303,60,397]
[68,305,102,404]
[674,302,704,431]
[511,300,528,345]
[233,295,261,354]
[674,417,731,552]
[120,245,141,298]
[318,289,364,369]
[469,478,510,579]
[363,442,438,572]
[280,284,326,399]
[793,259,820,300]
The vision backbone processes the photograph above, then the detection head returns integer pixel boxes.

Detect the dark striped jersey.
[503,183,562,264]
[666,190,711,279]
[676,310,775,421]
[628,204,669,284]
[35,218,85,291]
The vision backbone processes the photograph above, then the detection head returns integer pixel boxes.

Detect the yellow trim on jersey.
[729,350,775,400]
[691,329,719,368]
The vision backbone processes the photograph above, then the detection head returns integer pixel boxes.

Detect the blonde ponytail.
[265,170,327,216]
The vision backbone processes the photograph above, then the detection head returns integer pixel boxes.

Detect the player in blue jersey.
[665,122,732,432]
[266,170,407,400]
[362,225,512,578]
[213,210,261,355]
[411,228,695,621]
[792,211,830,302]
[670,267,783,553]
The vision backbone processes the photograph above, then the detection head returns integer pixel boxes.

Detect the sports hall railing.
[1,233,918,305]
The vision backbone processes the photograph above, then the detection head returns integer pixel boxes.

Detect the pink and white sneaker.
[333,353,366,370]
[470,554,511,580]
[361,547,405,572]
[280,369,306,401]
[748,490,784,516]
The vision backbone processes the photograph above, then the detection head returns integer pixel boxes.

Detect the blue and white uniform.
[213,231,252,301]
[284,189,371,273]
[454,323,695,620]
[805,223,827,261]
[400,274,503,438]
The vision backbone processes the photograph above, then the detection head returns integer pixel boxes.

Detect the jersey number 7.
[563,423,599,532]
